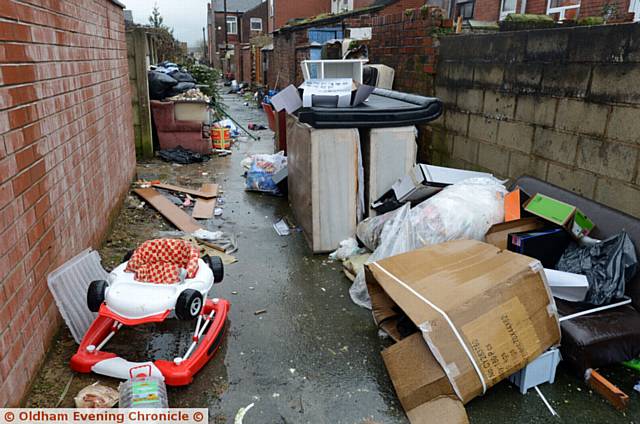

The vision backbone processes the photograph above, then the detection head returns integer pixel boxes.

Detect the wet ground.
[25,91,639,423]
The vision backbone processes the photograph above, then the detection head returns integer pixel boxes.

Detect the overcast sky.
[122,0,210,46]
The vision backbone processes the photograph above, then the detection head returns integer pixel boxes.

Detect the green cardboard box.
[524,193,595,238]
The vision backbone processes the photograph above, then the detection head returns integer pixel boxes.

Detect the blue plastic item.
[509,348,562,394]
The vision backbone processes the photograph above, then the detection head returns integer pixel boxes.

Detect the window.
[546,0,580,20]
[332,0,353,13]
[250,17,263,31]
[631,0,640,21]
[455,0,474,19]
[499,0,517,19]
[226,16,237,34]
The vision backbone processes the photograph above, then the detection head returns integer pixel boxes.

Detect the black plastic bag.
[556,231,638,305]
[166,82,196,97]
[157,146,210,164]
[148,71,177,100]
[169,70,196,83]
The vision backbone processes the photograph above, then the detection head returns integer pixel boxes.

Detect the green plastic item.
[622,358,640,372]
[525,193,575,226]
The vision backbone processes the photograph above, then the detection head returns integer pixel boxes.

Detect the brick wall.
[430,23,640,218]
[269,1,437,89]
[0,0,135,406]
[474,0,502,20]
[241,1,268,39]
[269,29,309,87]
[369,8,444,95]
[273,0,331,30]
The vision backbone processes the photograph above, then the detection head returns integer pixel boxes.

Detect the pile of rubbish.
[148,61,199,101]
[167,88,210,102]
[326,163,640,422]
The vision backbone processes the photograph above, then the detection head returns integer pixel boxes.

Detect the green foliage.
[404,8,414,17]
[503,13,554,23]
[500,13,556,30]
[148,3,165,29]
[184,63,224,114]
[601,1,619,20]
[577,16,605,25]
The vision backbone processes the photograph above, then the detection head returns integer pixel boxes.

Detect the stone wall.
[430,24,640,218]
[0,0,135,405]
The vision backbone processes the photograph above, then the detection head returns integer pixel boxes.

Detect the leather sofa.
[515,176,640,373]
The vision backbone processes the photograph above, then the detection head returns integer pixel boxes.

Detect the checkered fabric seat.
[125,239,200,284]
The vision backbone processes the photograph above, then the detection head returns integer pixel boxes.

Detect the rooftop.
[211,0,263,13]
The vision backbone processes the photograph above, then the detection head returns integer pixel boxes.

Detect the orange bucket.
[212,128,231,149]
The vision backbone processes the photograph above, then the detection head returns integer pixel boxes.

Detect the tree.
[149,3,164,28]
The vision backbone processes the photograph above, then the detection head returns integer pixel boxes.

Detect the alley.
[24,91,639,423]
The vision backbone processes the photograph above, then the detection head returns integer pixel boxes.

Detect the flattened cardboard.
[152,183,218,198]
[366,240,560,403]
[134,188,202,233]
[192,183,218,219]
[484,217,544,250]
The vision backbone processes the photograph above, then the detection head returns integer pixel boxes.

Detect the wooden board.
[586,369,629,411]
[361,126,417,217]
[192,183,218,219]
[134,188,203,233]
[287,115,359,253]
[152,183,218,198]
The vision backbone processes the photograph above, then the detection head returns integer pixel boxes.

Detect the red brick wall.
[274,0,332,30]
[580,0,629,17]
[474,0,502,20]
[241,1,268,39]
[525,0,547,14]
[369,7,445,94]
[0,0,135,406]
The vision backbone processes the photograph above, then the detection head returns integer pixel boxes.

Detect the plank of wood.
[586,369,629,411]
[134,188,203,233]
[192,183,218,219]
[152,183,218,198]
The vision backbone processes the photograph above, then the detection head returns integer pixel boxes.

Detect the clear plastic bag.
[350,177,507,308]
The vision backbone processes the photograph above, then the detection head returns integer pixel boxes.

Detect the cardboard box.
[366,240,560,411]
[270,79,374,112]
[524,193,595,238]
[484,217,545,250]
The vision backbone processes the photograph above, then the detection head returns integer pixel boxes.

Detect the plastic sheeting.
[556,231,638,305]
[350,177,507,308]
[47,249,109,343]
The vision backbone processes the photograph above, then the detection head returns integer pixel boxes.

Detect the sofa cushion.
[558,303,640,371]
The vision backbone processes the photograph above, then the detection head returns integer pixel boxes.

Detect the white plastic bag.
[350,177,507,308]
[329,238,366,261]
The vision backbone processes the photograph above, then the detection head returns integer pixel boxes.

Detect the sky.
[122,0,210,47]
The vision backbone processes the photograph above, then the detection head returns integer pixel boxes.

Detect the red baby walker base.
[71,298,230,386]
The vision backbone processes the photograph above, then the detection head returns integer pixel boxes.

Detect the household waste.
[350,177,507,308]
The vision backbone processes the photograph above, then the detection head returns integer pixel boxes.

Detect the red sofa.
[151,100,210,154]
